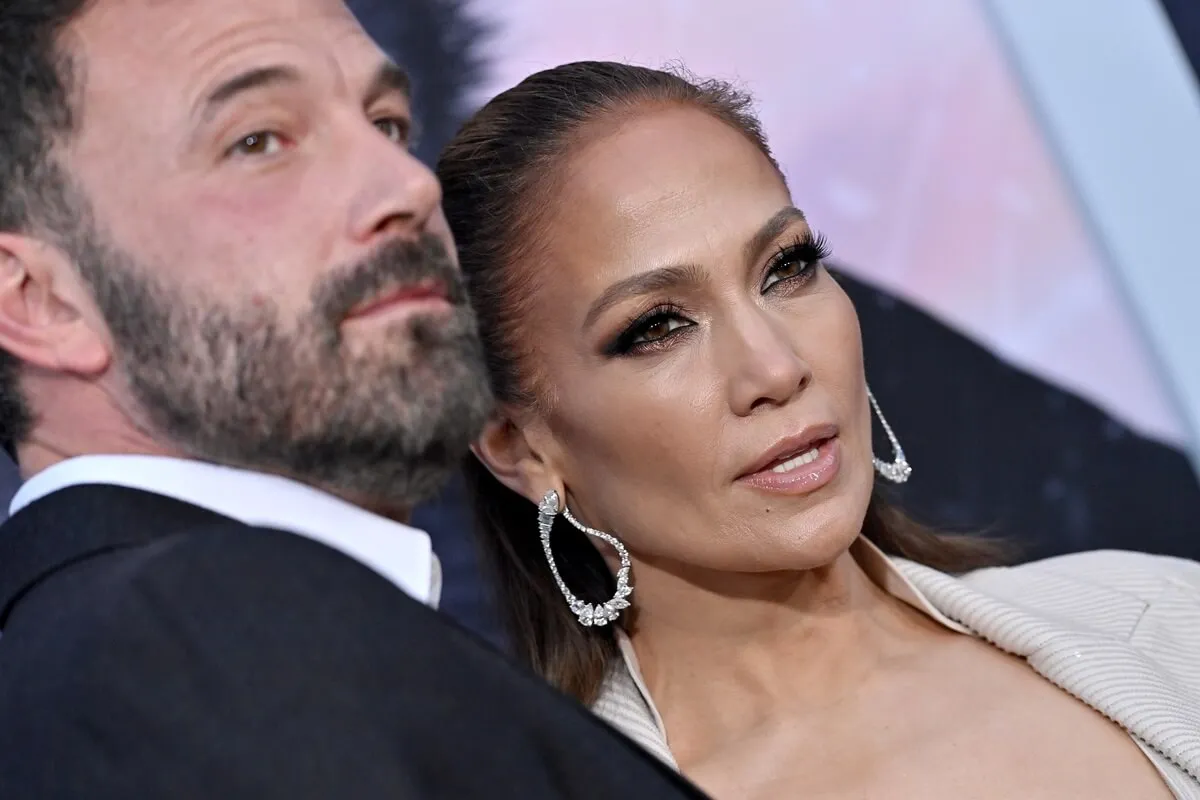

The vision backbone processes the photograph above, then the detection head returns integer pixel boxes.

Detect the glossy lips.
[737,424,841,495]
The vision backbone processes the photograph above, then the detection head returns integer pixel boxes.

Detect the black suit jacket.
[0,484,704,799]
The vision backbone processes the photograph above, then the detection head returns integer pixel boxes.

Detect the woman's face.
[491,104,876,574]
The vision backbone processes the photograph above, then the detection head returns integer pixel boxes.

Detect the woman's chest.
[678,648,1173,800]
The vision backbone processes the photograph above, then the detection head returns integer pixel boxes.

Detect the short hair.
[0,0,92,456]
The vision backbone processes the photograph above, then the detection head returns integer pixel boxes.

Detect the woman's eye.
[374,117,408,144]
[633,316,688,344]
[605,303,694,357]
[762,232,831,292]
[228,131,286,158]
[763,258,812,290]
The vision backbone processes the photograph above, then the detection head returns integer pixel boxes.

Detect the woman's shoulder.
[959,549,1200,601]
[945,551,1200,644]
[897,550,1200,691]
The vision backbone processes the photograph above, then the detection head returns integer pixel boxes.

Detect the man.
[0,2,704,797]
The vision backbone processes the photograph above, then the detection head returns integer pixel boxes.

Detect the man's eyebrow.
[197,61,410,123]
[582,264,705,331]
[363,61,411,105]
[199,65,302,121]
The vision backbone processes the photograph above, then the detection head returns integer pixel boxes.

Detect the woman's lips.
[737,436,841,495]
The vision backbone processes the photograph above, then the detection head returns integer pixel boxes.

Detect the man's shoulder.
[6,515,418,630]
[0,493,707,799]
[2,481,413,603]
[0,498,432,678]
[0,514,449,735]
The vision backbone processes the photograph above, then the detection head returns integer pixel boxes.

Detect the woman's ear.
[472,411,559,504]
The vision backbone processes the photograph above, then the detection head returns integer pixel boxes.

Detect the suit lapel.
[899,559,1200,784]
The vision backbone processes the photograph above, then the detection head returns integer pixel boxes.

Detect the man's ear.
[472,410,560,504]
[0,233,110,377]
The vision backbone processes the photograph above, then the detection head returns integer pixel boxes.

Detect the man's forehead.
[72,0,378,80]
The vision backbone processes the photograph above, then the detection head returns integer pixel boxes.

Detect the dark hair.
[437,61,1006,704]
[0,0,92,457]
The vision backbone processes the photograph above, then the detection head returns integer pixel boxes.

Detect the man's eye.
[227,131,286,157]
[374,117,409,144]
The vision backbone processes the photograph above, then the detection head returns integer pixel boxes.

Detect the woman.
[436,62,1200,798]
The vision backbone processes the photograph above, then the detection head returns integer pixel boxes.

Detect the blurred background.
[8,0,1200,645]
[469,0,1186,444]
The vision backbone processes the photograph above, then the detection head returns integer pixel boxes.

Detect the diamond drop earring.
[537,489,633,627]
[867,386,912,484]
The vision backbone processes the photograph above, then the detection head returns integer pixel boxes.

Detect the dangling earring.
[538,489,633,627]
[867,386,912,484]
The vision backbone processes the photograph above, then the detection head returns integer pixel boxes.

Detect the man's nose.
[345,126,443,244]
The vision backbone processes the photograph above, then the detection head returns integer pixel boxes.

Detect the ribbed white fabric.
[592,541,1200,798]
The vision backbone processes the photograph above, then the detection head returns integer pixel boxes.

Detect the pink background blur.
[472,0,1184,443]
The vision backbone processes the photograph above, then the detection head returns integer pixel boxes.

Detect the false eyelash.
[769,229,832,271]
[604,229,834,357]
[605,301,691,356]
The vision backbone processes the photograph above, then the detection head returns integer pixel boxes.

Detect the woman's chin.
[746,498,870,572]
[672,520,862,576]
[780,524,862,571]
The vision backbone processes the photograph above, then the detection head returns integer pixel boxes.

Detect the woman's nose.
[724,310,812,416]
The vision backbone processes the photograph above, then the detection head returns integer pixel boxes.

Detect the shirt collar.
[10,455,441,607]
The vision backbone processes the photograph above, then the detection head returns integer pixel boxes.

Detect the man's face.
[56,0,491,506]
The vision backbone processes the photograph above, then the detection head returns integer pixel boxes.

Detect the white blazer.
[593,539,1200,798]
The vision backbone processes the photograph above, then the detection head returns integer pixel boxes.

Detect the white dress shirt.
[9,454,442,606]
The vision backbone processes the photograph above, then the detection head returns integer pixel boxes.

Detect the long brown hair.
[437,61,1006,704]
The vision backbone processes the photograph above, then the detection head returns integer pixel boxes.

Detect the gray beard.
[72,227,493,510]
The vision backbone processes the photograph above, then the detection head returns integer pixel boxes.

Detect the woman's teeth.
[770,446,821,474]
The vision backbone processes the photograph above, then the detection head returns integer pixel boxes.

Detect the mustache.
[314,234,467,323]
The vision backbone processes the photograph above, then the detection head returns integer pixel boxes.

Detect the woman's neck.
[626,540,953,763]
